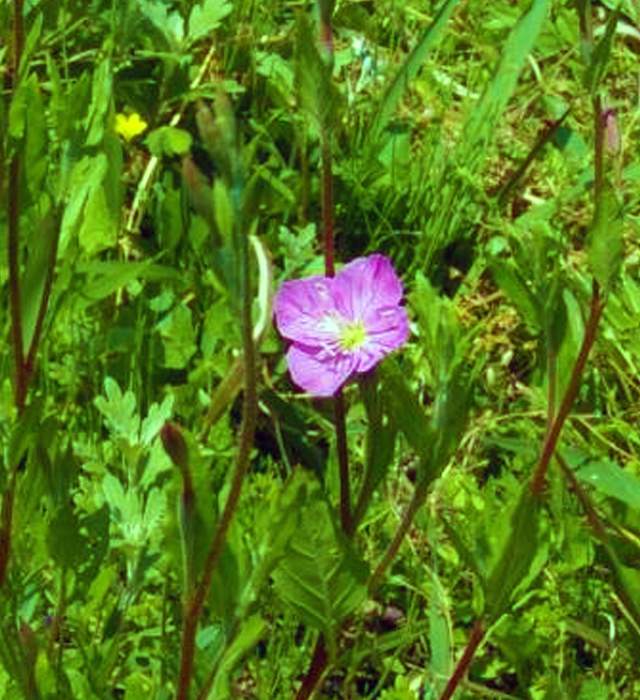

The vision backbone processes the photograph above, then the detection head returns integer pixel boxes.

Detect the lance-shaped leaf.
[587,186,623,292]
[485,486,547,621]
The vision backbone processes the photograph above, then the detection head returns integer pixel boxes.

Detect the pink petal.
[286,344,357,397]
[355,306,410,373]
[333,254,404,321]
[274,276,339,345]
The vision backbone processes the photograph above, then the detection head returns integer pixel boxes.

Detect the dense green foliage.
[1,0,640,698]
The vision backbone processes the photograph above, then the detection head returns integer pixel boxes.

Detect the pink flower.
[274,254,409,397]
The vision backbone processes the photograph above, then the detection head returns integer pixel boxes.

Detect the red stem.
[295,637,328,700]
[438,619,486,700]
[530,281,604,495]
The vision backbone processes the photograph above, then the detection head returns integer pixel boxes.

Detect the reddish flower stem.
[529,259,604,496]
[437,619,486,700]
[0,0,26,593]
[294,637,329,700]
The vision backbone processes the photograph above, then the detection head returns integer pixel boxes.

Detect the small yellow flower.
[115,112,148,141]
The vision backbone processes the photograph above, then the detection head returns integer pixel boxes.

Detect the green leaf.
[188,0,232,43]
[378,361,432,467]
[367,0,460,148]
[587,186,623,291]
[296,13,335,131]
[577,460,640,511]
[77,260,180,302]
[156,303,198,369]
[355,374,397,525]
[23,74,47,200]
[207,616,267,700]
[586,8,619,94]
[95,377,140,445]
[139,0,185,47]
[490,260,542,331]
[466,0,547,148]
[22,215,59,358]
[78,184,118,254]
[85,58,113,146]
[272,483,368,654]
[485,487,546,620]
[59,153,108,254]
[213,178,234,243]
[147,126,193,157]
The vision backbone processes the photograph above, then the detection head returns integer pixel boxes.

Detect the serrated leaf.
[272,486,368,653]
[188,0,232,42]
[95,377,140,444]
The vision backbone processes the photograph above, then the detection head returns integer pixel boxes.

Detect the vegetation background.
[1,0,640,698]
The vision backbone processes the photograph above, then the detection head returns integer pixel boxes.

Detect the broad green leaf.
[353,373,397,526]
[272,484,368,654]
[59,153,108,254]
[485,487,546,620]
[213,178,234,243]
[429,569,452,681]
[124,673,155,700]
[366,0,460,148]
[7,399,44,469]
[78,184,118,254]
[188,0,232,43]
[19,13,43,76]
[577,460,640,511]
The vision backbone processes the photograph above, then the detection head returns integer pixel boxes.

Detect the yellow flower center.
[339,321,367,351]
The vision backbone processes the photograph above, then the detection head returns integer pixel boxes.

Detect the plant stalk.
[176,157,257,697]
[530,281,603,495]
[437,618,486,700]
[369,476,429,595]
